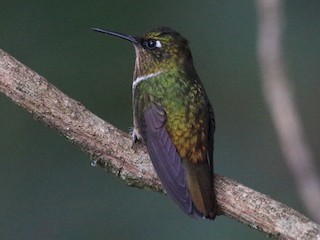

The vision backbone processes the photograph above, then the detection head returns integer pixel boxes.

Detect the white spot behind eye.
[156,40,162,48]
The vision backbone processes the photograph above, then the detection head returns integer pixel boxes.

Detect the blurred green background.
[0,1,319,239]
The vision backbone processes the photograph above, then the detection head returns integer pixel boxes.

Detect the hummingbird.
[92,26,216,219]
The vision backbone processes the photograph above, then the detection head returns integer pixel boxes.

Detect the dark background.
[1,1,319,239]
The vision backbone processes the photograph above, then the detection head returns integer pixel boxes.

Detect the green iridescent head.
[92,27,194,77]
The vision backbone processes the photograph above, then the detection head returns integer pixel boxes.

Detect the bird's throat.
[132,71,163,91]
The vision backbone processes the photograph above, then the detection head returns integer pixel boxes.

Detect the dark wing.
[208,103,215,180]
[142,103,202,218]
[208,103,216,218]
[206,103,217,217]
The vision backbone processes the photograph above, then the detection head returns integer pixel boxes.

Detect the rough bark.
[0,49,319,239]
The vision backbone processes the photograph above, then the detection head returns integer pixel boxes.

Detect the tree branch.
[256,0,320,223]
[0,49,319,239]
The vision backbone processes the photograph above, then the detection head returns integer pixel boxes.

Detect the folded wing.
[142,103,202,218]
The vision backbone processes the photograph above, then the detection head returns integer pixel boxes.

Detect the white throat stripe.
[132,71,162,90]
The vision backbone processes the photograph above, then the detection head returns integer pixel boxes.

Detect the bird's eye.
[145,39,156,49]
[144,39,162,50]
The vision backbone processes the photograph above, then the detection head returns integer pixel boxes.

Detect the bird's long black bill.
[91,27,138,44]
